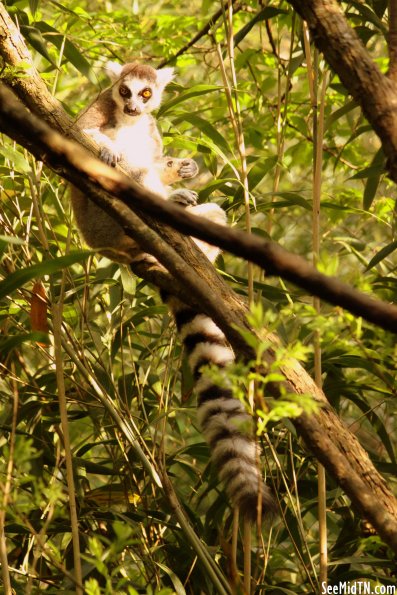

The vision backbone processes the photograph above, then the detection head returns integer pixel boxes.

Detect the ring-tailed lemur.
[71,61,274,519]
[71,61,225,262]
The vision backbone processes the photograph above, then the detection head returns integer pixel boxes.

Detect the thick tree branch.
[2,4,397,553]
[2,81,397,335]
[286,0,397,182]
[389,0,397,81]
[2,83,397,553]
[1,3,397,335]
[2,80,397,334]
[0,3,97,151]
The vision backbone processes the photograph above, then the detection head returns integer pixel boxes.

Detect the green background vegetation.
[0,0,396,592]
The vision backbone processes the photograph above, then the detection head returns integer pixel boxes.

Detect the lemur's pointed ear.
[105,61,123,82]
[156,67,175,88]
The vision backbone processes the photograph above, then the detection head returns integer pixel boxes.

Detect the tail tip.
[235,485,277,523]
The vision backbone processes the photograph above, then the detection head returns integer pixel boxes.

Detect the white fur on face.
[110,78,164,116]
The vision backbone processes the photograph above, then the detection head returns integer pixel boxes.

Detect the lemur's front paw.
[100,147,121,168]
[169,189,198,207]
[177,159,199,179]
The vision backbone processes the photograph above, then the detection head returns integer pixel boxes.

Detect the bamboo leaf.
[366,240,397,270]
[174,113,232,155]
[0,332,50,354]
[20,25,57,67]
[35,21,96,82]
[0,251,91,300]
[158,85,220,117]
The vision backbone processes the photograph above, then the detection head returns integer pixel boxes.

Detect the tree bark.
[286,0,397,182]
[1,2,397,553]
[388,0,397,81]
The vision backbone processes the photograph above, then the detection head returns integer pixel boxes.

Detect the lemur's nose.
[124,105,140,116]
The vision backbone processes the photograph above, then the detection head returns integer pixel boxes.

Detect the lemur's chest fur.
[103,114,159,170]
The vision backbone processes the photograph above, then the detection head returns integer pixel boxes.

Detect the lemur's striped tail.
[164,294,275,520]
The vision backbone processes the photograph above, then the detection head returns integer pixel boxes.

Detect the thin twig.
[265,19,280,62]
[0,362,18,594]
[311,49,329,587]
[52,304,84,595]
[225,1,254,304]
[157,0,241,68]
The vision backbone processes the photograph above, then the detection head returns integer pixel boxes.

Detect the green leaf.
[0,144,30,173]
[348,0,388,33]
[120,265,136,295]
[353,147,385,209]
[174,113,232,155]
[156,563,186,595]
[0,251,91,301]
[363,171,381,210]
[289,51,305,76]
[20,25,57,67]
[49,1,90,18]
[350,165,383,180]
[326,99,358,130]
[0,332,49,354]
[158,84,220,117]
[198,178,236,200]
[366,240,397,270]
[234,156,277,202]
[234,7,287,46]
[29,0,40,15]
[35,21,96,82]
[0,235,25,246]
[372,0,388,18]
[257,192,311,211]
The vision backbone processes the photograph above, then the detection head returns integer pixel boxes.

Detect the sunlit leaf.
[158,85,220,117]
[35,21,96,82]
[20,25,57,67]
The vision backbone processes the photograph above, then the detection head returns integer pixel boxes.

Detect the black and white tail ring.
[164,294,275,520]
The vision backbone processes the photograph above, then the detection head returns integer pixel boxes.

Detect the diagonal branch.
[285,0,397,182]
[2,80,397,336]
[2,2,397,554]
[2,82,397,553]
[157,0,241,68]
[2,3,397,334]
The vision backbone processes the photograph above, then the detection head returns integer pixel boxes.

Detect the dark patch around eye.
[119,85,131,98]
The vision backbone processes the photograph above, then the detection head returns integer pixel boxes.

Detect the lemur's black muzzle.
[124,104,140,116]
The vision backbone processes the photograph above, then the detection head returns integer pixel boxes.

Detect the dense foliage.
[0,0,396,592]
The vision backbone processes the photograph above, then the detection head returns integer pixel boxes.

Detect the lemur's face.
[114,77,158,117]
[106,61,174,119]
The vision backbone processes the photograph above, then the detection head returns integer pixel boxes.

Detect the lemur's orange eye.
[141,88,152,99]
[119,85,130,97]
